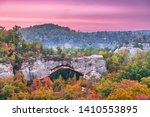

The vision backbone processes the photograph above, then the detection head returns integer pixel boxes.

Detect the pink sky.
[0,0,150,31]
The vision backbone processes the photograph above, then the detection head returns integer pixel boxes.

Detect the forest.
[0,26,150,100]
[21,24,150,49]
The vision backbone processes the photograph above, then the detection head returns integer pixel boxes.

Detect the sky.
[0,0,150,31]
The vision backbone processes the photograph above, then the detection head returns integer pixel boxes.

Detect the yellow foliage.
[107,88,133,100]
[31,87,53,100]
[62,84,82,100]
[94,79,117,98]
[111,55,119,64]
[107,80,150,100]
[141,77,150,88]
[13,92,30,100]
[10,44,16,51]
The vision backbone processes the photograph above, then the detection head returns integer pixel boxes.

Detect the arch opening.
[49,66,83,81]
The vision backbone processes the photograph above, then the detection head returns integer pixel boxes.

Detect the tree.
[1,42,9,54]
[1,85,15,99]
[31,87,53,100]
[84,89,101,100]
[13,92,29,100]
[21,40,30,53]
[117,52,150,81]
[42,76,53,88]
[30,76,42,91]
[13,72,28,92]
[99,51,107,55]
[104,52,127,72]
[141,77,150,88]
[61,84,82,100]
[52,78,64,92]
[94,79,116,99]
[107,88,133,100]
[107,80,150,100]
[30,41,42,55]
[133,94,149,100]
[56,46,62,55]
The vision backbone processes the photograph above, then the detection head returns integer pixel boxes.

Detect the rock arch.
[21,55,107,81]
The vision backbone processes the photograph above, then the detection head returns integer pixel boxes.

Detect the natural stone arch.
[49,65,83,81]
[0,55,107,81]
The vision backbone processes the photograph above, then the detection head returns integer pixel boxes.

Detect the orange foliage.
[30,76,42,91]
[116,80,137,89]
[99,51,107,55]
[31,87,53,100]
[107,80,150,100]
[14,92,30,100]
[1,42,9,54]
[61,84,82,100]
[86,89,101,100]
[118,49,129,55]
[1,31,7,37]
[81,80,93,89]
[42,76,53,88]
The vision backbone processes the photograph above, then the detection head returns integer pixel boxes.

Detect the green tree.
[141,77,150,88]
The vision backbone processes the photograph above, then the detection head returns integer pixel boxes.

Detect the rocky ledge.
[0,55,107,81]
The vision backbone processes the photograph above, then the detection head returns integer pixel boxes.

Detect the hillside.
[1,25,150,100]
[21,24,150,49]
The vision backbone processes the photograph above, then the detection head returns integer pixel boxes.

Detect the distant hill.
[21,24,150,49]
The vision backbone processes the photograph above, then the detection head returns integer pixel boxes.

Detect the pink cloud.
[0,0,149,31]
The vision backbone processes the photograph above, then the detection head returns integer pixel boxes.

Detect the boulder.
[0,63,14,78]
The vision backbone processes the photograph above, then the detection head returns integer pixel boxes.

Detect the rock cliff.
[0,63,13,78]
[0,55,107,81]
[21,55,107,81]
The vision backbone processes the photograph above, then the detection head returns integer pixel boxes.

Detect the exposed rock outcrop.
[0,55,107,81]
[0,63,13,78]
[21,55,107,81]
[115,47,142,56]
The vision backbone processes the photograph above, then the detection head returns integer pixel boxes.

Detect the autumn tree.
[133,94,149,100]
[107,80,150,100]
[61,84,82,100]
[99,51,107,55]
[52,78,65,92]
[94,79,117,99]
[1,85,15,99]
[30,87,53,100]
[141,77,150,88]
[104,52,127,72]
[30,76,42,91]
[1,42,9,55]
[42,76,53,88]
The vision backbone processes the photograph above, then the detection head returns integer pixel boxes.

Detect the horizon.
[0,0,150,31]
[21,23,150,32]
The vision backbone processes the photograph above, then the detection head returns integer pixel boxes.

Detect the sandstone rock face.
[0,63,13,78]
[84,71,102,82]
[72,55,107,75]
[115,47,142,56]
[21,55,107,81]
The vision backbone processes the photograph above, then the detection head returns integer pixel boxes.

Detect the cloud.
[0,0,149,31]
